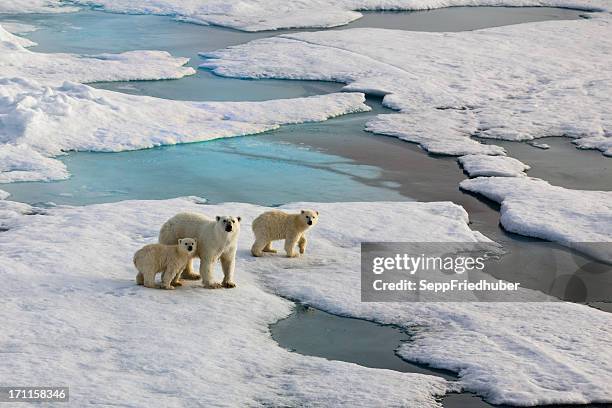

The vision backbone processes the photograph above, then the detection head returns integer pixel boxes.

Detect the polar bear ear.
[237,216,241,222]
[178,238,184,245]
[216,216,221,222]
[301,210,305,214]
[315,210,319,216]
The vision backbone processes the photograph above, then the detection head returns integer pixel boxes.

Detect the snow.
[0,24,195,84]
[0,189,9,200]
[459,154,530,177]
[202,14,612,156]
[0,0,78,14]
[0,144,69,183]
[0,22,39,34]
[58,0,610,31]
[365,110,506,156]
[0,77,370,182]
[460,176,612,263]
[2,197,609,405]
[0,23,37,48]
[0,198,455,407]
[528,141,551,149]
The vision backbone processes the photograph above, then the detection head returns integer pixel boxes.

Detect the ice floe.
[0,24,195,84]
[0,189,9,200]
[0,77,370,182]
[0,22,39,34]
[459,154,530,177]
[0,144,69,183]
[0,0,78,14]
[2,197,610,405]
[460,176,612,263]
[202,14,612,156]
[0,198,455,407]
[54,0,611,31]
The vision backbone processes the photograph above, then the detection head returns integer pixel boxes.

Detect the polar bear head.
[215,215,241,234]
[300,209,319,228]
[178,238,197,255]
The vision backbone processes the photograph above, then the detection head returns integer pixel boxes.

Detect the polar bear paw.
[222,281,236,289]
[181,272,201,280]
[203,282,223,289]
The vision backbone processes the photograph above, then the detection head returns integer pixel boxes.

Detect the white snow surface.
[62,0,610,31]
[459,154,530,177]
[0,24,195,84]
[0,0,78,14]
[460,177,612,263]
[2,198,609,405]
[0,22,40,34]
[0,77,370,182]
[0,198,461,407]
[202,15,612,156]
[0,189,9,200]
[0,23,37,47]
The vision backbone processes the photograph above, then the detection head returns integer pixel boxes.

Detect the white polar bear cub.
[159,213,241,289]
[251,209,319,258]
[134,238,197,290]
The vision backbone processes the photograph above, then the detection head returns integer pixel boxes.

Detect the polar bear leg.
[251,238,267,257]
[200,260,222,289]
[284,234,299,258]
[143,269,160,289]
[136,271,144,285]
[161,268,177,290]
[180,258,200,280]
[171,273,182,287]
[298,235,307,254]
[263,242,277,253]
[221,251,236,288]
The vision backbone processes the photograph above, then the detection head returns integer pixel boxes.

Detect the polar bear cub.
[251,209,319,258]
[134,238,197,290]
[159,213,241,289]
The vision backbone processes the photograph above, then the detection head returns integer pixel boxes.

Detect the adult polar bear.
[159,213,241,288]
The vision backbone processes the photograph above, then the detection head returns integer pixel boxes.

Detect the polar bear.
[134,238,197,290]
[251,209,319,258]
[159,213,241,289]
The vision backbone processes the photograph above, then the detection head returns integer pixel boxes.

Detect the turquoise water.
[4,127,405,206]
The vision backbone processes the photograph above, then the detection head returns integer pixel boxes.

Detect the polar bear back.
[159,212,213,245]
[252,210,300,241]
[134,244,189,273]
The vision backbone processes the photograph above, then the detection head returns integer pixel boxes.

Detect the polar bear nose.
[225,225,233,232]
[307,220,313,225]
[187,246,193,251]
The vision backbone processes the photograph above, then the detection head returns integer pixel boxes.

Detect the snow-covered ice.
[2,197,610,405]
[459,154,530,177]
[0,189,9,200]
[460,176,612,263]
[0,198,457,407]
[0,144,69,183]
[58,0,610,31]
[202,14,612,156]
[365,110,506,156]
[0,22,39,34]
[0,23,37,48]
[528,141,551,150]
[0,77,370,182]
[0,0,78,14]
[0,24,195,84]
